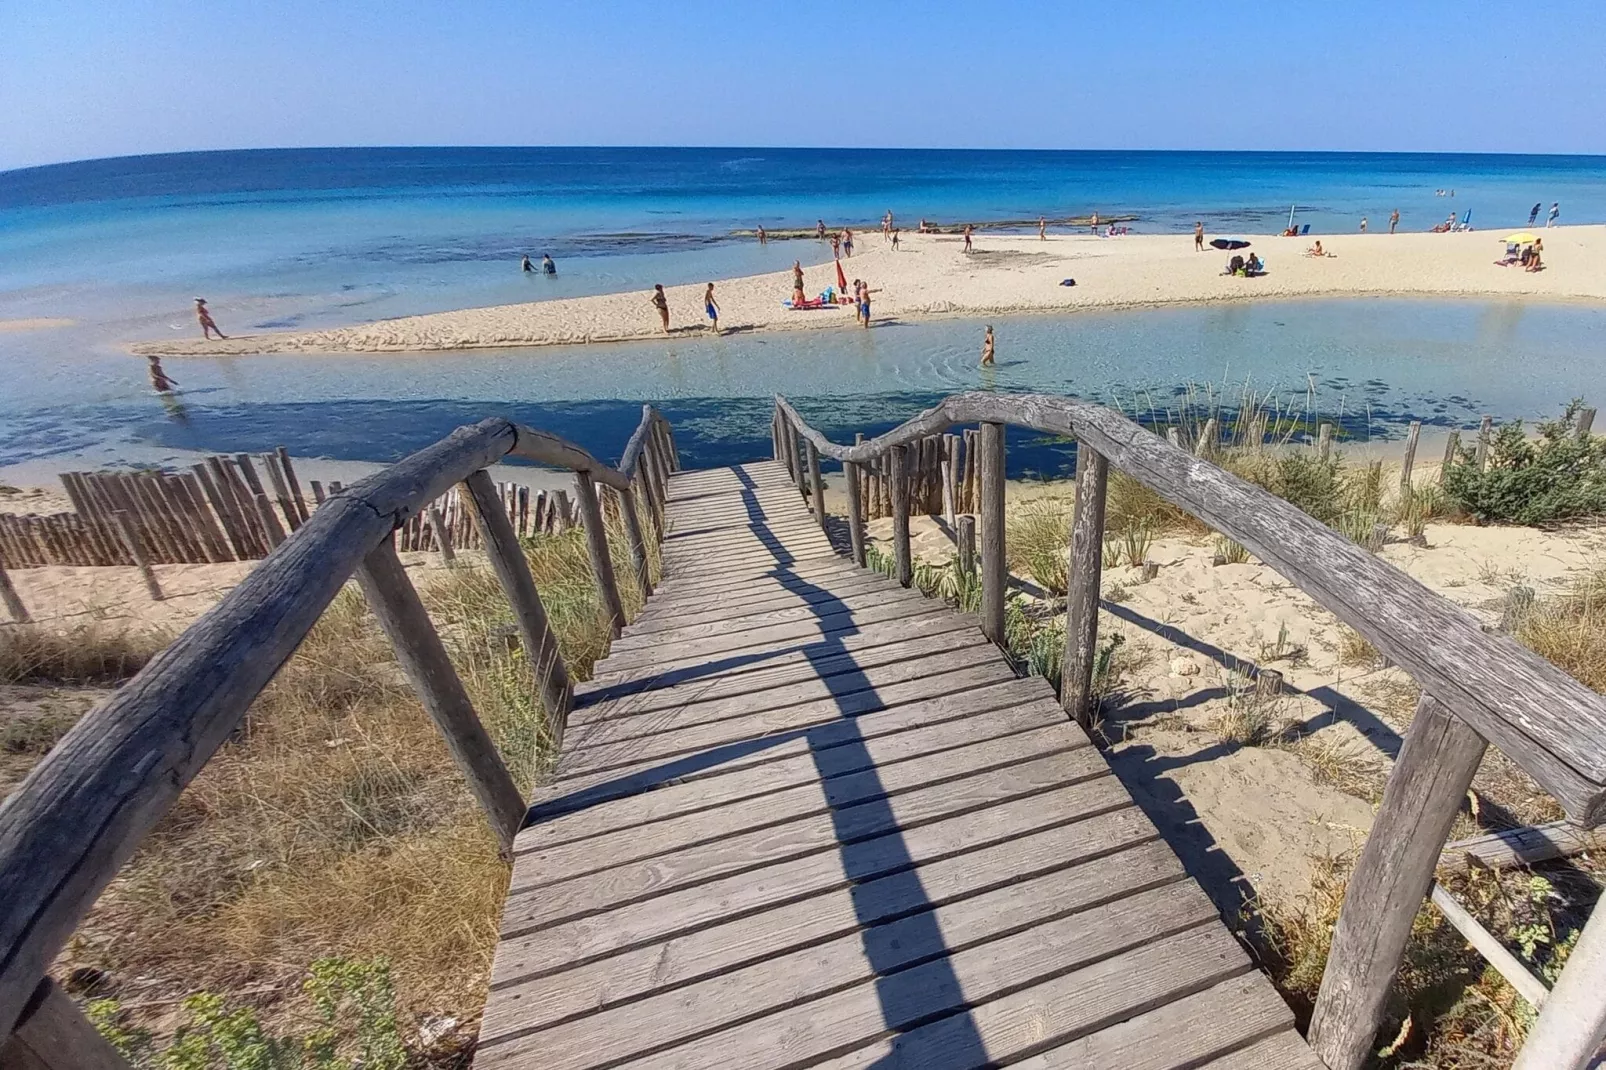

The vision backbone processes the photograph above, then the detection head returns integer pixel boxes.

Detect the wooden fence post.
[617,488,652,599]
[1400,421,1422,492]
[789,419,806,495]
[1,976,131,1069]
[889,445,912,587]
[978,421,1006,645]
[426,503,456,567]
[0,566,27,624]
[112,513,163,602]
[943,434,960,523]
[573,472,626,637]
[1475,415,1494,471]
[806,440,826,530]
[463,472,574,739]
[1440,430,1461,482]
[354,538,526,853]
[1317,422,1334,461]
[1062,447,1107,727]
[1195,417,1218,459]
[845,459,866,567]
[1577,406,1597,440]
[958,515,977,578]
[1309,694,1488,1070]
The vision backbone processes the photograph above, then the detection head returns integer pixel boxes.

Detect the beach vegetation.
[1443,401,1606,525]
[1005,497,1072,597]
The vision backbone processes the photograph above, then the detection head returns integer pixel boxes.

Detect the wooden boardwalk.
[476,461,1323,1069]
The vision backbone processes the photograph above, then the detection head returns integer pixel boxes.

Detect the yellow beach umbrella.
[1503,232,1539,244]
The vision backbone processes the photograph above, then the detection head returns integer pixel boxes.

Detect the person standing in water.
[816,219,827,240]
[757,225,767,245]
[542,254,556,275]
[962,224,974,253]
[1529,202,1542,226]
[704,283,720,334]
[521,254,534,272]
[1389,208,1400,234]
[980,325,995,366]
[858,281,879,328]
[146,354,178,393]
[1194,221,1204,251]
[1549,202,1561,227]
[194,298,226,340]
[650,285,670,333]
[1359,216,1368,233]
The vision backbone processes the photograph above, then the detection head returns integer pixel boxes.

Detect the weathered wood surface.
[479,458,1312,1069]
[0,978,130,1069]
[1439,819,1600,873]
[774,392,1606,825]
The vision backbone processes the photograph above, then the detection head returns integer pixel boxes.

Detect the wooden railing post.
[1309,694,1488,1070]
[463,472,574,737]
[978,421,1006,644]
[806,440,826,530]
[1062,447,1108,727]
[355,538,526,853]
[572,471,626,637]
[0,565,28,623]
[889,445,912,587]
[661,419,681,471]
[771,409,782,463]
[777,410,795,483]
[1400,420,1422,492]
[617,488,653,598]
[1,977,131,1068]
[957,514,977,578]
[844,458,866,567]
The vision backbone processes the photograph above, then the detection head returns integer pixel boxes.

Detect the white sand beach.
[133,225,1606,356]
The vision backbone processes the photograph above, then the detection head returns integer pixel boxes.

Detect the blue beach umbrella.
[1209,237,1252,250]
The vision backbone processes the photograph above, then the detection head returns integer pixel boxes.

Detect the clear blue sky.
[3,0,1603,171]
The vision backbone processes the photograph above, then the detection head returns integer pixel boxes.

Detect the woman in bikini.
[650,285,670,333]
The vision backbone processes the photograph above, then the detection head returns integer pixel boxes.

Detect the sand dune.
[132,226,1606,357]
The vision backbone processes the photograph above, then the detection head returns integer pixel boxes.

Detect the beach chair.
[1300,224,1310,235]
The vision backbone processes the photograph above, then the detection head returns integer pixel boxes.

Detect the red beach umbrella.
[835,257,847,292]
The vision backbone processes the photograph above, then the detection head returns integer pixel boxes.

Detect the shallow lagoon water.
[3,297,1604,480]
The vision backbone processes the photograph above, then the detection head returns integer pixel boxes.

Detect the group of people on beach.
[649,282,722,334]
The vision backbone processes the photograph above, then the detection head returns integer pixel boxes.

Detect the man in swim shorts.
[704,283,720,333]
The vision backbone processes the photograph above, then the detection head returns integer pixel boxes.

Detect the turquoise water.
[3,148,1605,473]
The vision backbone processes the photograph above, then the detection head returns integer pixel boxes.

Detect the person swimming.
[521,255,533,272]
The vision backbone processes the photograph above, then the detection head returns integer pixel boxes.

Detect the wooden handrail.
[0,408,675,1043]
[776,389,1606,1070]
[774,392,1606,823]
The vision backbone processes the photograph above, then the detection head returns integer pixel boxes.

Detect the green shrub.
[1444,402,1606,524]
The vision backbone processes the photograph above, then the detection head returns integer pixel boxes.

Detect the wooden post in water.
[112,513,163,602]
[978,422,1006,645]
[806,440,826,531]
[844,457,866,567]
[1317,422,1334,461]
[889,445,912,587]
[464,472,574,736]
[1061,448,1107,727]
[0,565,28,624]
[1399,421,1422,493]
[354,538,526,853]
[957,514,977,578]
[573,472,626,637]
[426,504,455,566]
[1309,694,1488,1070]
[1475,415,1494,471]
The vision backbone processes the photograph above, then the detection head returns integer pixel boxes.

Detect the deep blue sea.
[3,147,1605,476]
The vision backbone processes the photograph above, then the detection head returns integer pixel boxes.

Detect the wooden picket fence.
[0,449,580,570]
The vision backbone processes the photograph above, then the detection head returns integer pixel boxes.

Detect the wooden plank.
[1512,892,1606,1070]
[628,571,900,632]
[890,444,911,585]
[647,555,862,601]
[519,726,1097,886]
[570,632,996,729]
[481,864,1198,1066]
[234,455,287,546]
[354,539,525,852]
[539,686,1060,818]
[606,585,925,653]
[591,596,962,677]
[1438,820,1599,873]
[563,660,1015,758]
[259,451,301,532]
[492,790,1155,984]
[1194,1031,1328,1070]
[193,462,250,559]
[585,609,978,689]
[662,541,843,575]
[275,446,309,524]
[606,904,1234,1070]
[178,473,234,562]
[1,977,131,1069]
[526,704,1069,849]
[485,836,1177,1040]
[503,766,1128,935]
[564,657,1044,783]
[1310,694,1487,1070]
[1016,976,1305,1069]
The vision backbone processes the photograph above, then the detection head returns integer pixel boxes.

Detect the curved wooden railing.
[0,408,680,1060]
[774,391,1606,1070]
